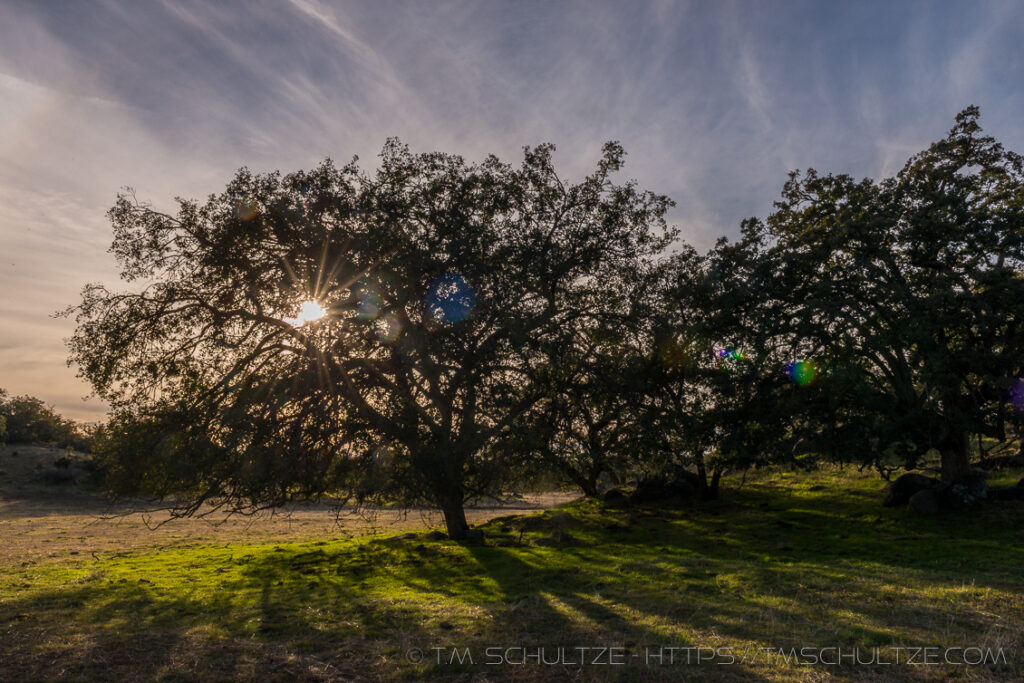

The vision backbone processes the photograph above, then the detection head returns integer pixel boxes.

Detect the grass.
[1,466,1023,681]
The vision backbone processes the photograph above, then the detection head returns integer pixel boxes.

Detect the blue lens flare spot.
[426,273,475,324]
[715,347,744,361]
[1010,379,1024,415]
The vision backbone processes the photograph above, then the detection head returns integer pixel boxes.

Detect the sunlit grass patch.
[2,466,1023,680]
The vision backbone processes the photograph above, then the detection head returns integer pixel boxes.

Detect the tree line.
[0,389,93,451]
[65,107,1024,539]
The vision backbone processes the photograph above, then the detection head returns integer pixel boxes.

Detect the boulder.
[545,512,578,529]
[486,533,519,547]
[511,515,550,531]
[669,478,697,497]
[908,489,940,516]
[987,486,1024,501]
[630,476,696,503]
[672,469,703,490]
[602,488,626,504]
[883,473,939,507]
[462,528,485,544]
[936,474,988,510]
[40,468,76,484]
[533,530,577,547]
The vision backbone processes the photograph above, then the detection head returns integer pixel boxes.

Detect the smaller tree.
[651,235,810,499]
[530,327,656,496]
[0,389,86,447]
[761,107,1024,481]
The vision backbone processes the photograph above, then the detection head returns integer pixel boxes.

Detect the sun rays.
[284,299,328,327]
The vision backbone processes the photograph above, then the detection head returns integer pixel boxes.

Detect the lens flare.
[376,312,403,342]
[354,281,383,320]
[785,360,817,386]
[426,273,475,324]
[1010,379,1024,415]
[284,300,327,326]
[233,199,259,221]
[715,347,744,361]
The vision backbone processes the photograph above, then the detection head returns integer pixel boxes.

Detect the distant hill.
[0,443,97,494]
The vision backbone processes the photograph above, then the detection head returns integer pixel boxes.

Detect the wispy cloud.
[1,0,1022,419]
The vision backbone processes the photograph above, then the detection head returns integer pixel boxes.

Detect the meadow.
[1,452,1022,681]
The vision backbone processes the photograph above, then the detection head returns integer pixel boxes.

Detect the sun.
[285,299,328,327]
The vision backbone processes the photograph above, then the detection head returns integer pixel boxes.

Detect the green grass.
[2,467,1023,681]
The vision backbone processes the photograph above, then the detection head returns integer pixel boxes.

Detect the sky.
[1,0,1023,421]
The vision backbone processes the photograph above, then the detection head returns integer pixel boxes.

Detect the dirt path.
[0,491,578,568]
[0,445,579,567]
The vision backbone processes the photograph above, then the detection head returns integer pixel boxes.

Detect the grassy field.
[1,459,1023,681]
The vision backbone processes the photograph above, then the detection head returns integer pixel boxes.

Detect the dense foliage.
[66,108,1024,536]
[67,141,673,538]
[0,388,92,450]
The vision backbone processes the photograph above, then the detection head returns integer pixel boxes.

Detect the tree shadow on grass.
[2,478,1022,681]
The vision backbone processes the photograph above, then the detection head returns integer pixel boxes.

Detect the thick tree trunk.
[696,457,721,501]
[939,430,971,482]
[699,467,722,501]
[707,468,722,501]
[441,496,469,540]
[939,446,971,482]
[578,477,600,498]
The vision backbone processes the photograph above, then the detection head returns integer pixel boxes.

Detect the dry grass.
[1,452,1023,681]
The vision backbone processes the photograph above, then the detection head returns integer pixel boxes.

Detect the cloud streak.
[1,0,1023,419]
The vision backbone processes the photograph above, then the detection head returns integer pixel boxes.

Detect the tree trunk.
[699,467,722,501]
[707,467,722,501]
[579,477,600,498]
[939,431,971,482]
[696,456,721,501]
[441,496,469,540]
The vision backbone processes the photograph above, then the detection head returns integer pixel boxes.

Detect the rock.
[533,530,577,547]
[486,533,518,547]
[461,529,485,544]
[511,515,551,531]
[668,479,697,497]
[908,489,940,515]
[41,468,76,484]
[602,488,626,503]
[987,486,1024,501]
[425,531,447,541]
[936,474,988,510]
[883,473,939,507]
[546,512,577,528]
[630,476,697,503]
[671,469,703,489]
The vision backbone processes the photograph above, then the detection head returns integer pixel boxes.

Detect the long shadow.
[2,476,1021,681]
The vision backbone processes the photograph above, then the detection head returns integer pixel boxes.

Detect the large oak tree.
[67,140,673,538]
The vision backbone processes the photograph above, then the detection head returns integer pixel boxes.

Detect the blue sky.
[1,0,1022,419]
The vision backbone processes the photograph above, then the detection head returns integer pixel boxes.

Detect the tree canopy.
[755,107,1024,480]
[67,140,674,538]
[67,107,1024,531]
